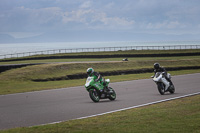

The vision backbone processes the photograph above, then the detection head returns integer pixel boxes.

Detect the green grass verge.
[1,49,200,64]
[0,50,200,132]
[0,55,200,65]
[1,56,200,80]
[0,50,200,95]
[1,94,199,133]
[0,54,200,95]
[0,69,200,95]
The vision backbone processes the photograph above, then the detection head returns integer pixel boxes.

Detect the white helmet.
[87,68,94,76]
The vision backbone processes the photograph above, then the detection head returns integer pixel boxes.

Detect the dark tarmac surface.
[0,73,200,130]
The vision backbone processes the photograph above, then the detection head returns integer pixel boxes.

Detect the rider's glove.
[162,72,166,75]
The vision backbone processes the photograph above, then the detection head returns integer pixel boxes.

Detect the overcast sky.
[0,0,200,42]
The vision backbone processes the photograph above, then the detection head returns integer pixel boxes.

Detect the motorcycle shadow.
[154,92,177,96]
[86,99,119,103]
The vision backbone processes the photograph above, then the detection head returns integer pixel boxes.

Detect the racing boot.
[104,86,113,94]
[162,78,170,91]
[164,75,172,85]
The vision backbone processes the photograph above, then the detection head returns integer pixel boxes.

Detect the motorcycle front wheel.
[157,82,165,95]
[108,87,116,101]
[89,89,100,102]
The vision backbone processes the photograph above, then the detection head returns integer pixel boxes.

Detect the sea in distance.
[0,40,200,55]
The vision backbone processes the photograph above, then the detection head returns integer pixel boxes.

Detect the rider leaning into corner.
[87,68,113,93]
[152,63,172,90]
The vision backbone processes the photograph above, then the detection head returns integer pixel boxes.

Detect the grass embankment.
[1,49,200,64]
[0,56,200,95]
[0,49,200,95]
[0,49,200,132]
[1,94,199,133]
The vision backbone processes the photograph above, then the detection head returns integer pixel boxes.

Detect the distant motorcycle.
[85,76,116,102]
[152,72,175,95]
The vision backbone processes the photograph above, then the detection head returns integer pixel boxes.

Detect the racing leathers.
[153,66,172,91]
[90,72,111,93]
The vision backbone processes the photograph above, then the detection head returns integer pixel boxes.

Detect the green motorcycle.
[85,76,116,102]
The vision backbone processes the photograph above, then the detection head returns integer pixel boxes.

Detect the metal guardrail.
[0,45,200,59]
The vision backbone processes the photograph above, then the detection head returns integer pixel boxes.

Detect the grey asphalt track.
[0,73,200,130]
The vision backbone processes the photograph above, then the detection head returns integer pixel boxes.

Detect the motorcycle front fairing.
[85,76,104,92]
[153,72,163,82]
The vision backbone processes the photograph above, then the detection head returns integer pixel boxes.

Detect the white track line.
[44,92,200,126]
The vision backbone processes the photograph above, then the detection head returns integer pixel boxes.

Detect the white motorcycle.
[152,72,175,95]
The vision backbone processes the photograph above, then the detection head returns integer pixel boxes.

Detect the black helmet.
[87,68,94,76]
[154,63,160,70]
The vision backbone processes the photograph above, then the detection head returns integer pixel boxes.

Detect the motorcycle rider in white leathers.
[152,63,172,91]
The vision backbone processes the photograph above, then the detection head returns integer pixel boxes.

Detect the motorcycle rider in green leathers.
[87,68,112,93]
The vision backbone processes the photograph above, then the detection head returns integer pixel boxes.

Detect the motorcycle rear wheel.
[169,84,175,94]
[89,89,100,102]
